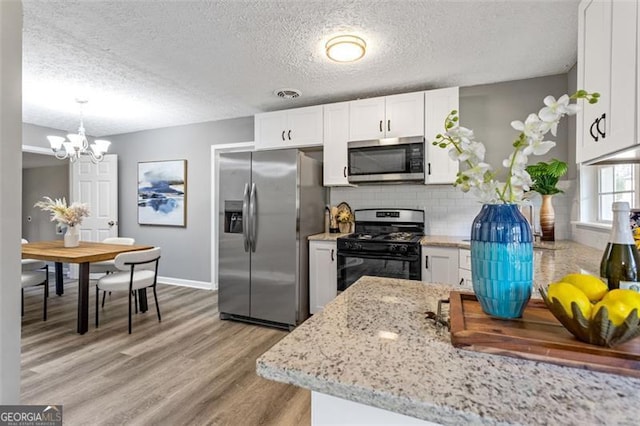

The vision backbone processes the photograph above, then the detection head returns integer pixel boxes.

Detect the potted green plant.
[525,159,568,241]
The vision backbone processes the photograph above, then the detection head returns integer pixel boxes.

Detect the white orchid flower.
[511,113,552,139]
[522,138,556,156]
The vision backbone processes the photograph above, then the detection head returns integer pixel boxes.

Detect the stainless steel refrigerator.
[218,149,325,328]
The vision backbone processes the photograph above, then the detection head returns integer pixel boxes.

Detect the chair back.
[114,247,161,272]
[103,237,135,245]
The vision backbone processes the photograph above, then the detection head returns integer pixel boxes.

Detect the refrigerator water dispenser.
[224,200,243,234]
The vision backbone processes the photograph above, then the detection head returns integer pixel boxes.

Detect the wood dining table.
[22,240,154,334]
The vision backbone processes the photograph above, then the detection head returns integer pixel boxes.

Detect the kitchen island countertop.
[257,275,640,425]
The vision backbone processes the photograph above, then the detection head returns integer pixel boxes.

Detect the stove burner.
[385,232,416,241]
[353,233,374,240]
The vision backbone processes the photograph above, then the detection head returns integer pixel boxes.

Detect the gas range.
[337,208,424,252]
[336,208,425,290]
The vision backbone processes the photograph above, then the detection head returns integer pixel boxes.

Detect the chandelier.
[47,99,111,163]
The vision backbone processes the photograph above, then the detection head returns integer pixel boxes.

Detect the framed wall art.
[138,159,187,227]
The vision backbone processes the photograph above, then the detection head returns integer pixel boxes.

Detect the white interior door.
[70,154,118,242]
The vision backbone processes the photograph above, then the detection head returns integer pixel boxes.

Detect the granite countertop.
[421,235,571,251]
[257,276,640,425]
[308,232,351,241]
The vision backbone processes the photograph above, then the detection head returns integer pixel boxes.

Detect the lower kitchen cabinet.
[421,246,458,285]
[309,240,337,314]
[458,248,473,290]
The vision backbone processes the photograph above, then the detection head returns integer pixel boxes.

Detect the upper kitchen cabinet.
[424,87,459,184]
[254,105,323,151]
[348,92,424,141]
[323,102,351,186]
[576,0,637,163]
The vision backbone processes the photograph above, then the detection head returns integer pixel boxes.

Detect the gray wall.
[108,116,253,283]
[22,165,69,242]
[23,122,68,149]
[0,0,22,404]
[459,73,570,173]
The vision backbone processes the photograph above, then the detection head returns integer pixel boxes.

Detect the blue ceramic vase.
[470,204,533,319]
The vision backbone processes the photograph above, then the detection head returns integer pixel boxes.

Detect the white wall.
[0,0,23,404]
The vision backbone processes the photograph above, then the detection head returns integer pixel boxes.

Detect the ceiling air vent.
[274,88,301,99]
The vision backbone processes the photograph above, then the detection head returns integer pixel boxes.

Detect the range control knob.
[398,245,408,253]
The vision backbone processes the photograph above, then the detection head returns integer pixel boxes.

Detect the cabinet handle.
[331,249,335,262]
[288,130,292,140]
[590,113,606,142]
[379,120,383,133]
[281,130,285,141]
[343,166,347,178]
[428,163,431,175]
[459,278,464,286]
[387,119,391,132]
[425,255,429,269]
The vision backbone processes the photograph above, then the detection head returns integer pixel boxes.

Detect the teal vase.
[470,204,533,319]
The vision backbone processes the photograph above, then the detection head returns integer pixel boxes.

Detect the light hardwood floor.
[20,279,310,426]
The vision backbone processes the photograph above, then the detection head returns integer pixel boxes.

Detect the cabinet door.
[323,102,350,186]
[458,268,473,290]
[385,92,424,139]
[288,105,324,148]
[349,97,385,141]
[577,0,612,163]
[421,246,459,285]
[607,0,637,154]
[255,110,288,151]
[309,241,337,314]
[424,87,459,184]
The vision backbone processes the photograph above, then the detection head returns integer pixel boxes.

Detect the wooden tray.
[449,291,640,378]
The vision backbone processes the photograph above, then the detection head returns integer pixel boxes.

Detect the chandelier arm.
[53,149,69,160]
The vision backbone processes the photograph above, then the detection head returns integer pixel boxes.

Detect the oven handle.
[337,251,419,262]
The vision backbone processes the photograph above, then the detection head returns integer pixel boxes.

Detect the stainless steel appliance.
[218,149,325,329]
[347,136,425,183]
[337,209,424,290]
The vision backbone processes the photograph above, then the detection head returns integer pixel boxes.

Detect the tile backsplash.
[330,181,574,240]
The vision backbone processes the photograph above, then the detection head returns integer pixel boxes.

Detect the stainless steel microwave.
[347,136,425,183]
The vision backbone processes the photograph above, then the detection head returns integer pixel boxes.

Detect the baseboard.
[157,276,213,290]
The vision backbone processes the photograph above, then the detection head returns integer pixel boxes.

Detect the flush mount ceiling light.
[326,35,366,63]
[47,99,111,164]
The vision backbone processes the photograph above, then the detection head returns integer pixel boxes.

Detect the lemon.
[602,289,640,313]
[559,273,608,302]
[592,299,637,326]
[547,282,592,319]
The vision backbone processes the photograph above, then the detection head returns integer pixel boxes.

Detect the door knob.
[107,220,116,227]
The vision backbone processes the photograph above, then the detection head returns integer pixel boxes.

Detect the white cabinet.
[255,105,323,151]
[576,0,637,163]
[349,92,424,141]
[323,102,350,186]
[309,241,337,314]
[424,87,460,184]
[458,248,473,290]
[421,246,458,285]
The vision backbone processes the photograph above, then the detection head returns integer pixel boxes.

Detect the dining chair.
[95,247,161,334]
[91,237,135,308]
[21,238,50,320]
[22,266,49,321]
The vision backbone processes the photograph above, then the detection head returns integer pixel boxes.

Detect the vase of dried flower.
[64,225,80,248]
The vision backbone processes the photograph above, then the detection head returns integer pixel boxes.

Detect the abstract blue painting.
[138,160,187,226]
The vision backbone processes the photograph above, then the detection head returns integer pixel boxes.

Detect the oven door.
[337,252,420,291]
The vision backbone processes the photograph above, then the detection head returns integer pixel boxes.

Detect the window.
[597,164,637,221]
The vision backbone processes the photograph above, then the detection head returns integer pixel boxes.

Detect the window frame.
[596,164,639,222]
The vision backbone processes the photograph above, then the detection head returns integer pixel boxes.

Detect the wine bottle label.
[619,281,640,292]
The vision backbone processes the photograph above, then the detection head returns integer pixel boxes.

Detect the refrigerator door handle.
[242,183,250,252]
[250,182,257,252]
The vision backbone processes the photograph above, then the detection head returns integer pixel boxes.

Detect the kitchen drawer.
[459,248,471,271]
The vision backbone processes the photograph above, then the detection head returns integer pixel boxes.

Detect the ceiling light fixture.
[47,99,111,164]
[326,35,366,63]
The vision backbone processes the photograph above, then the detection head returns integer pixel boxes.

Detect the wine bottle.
[600,201,640,291]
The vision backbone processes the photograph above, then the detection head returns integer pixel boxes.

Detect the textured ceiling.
[23,0,580,137]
